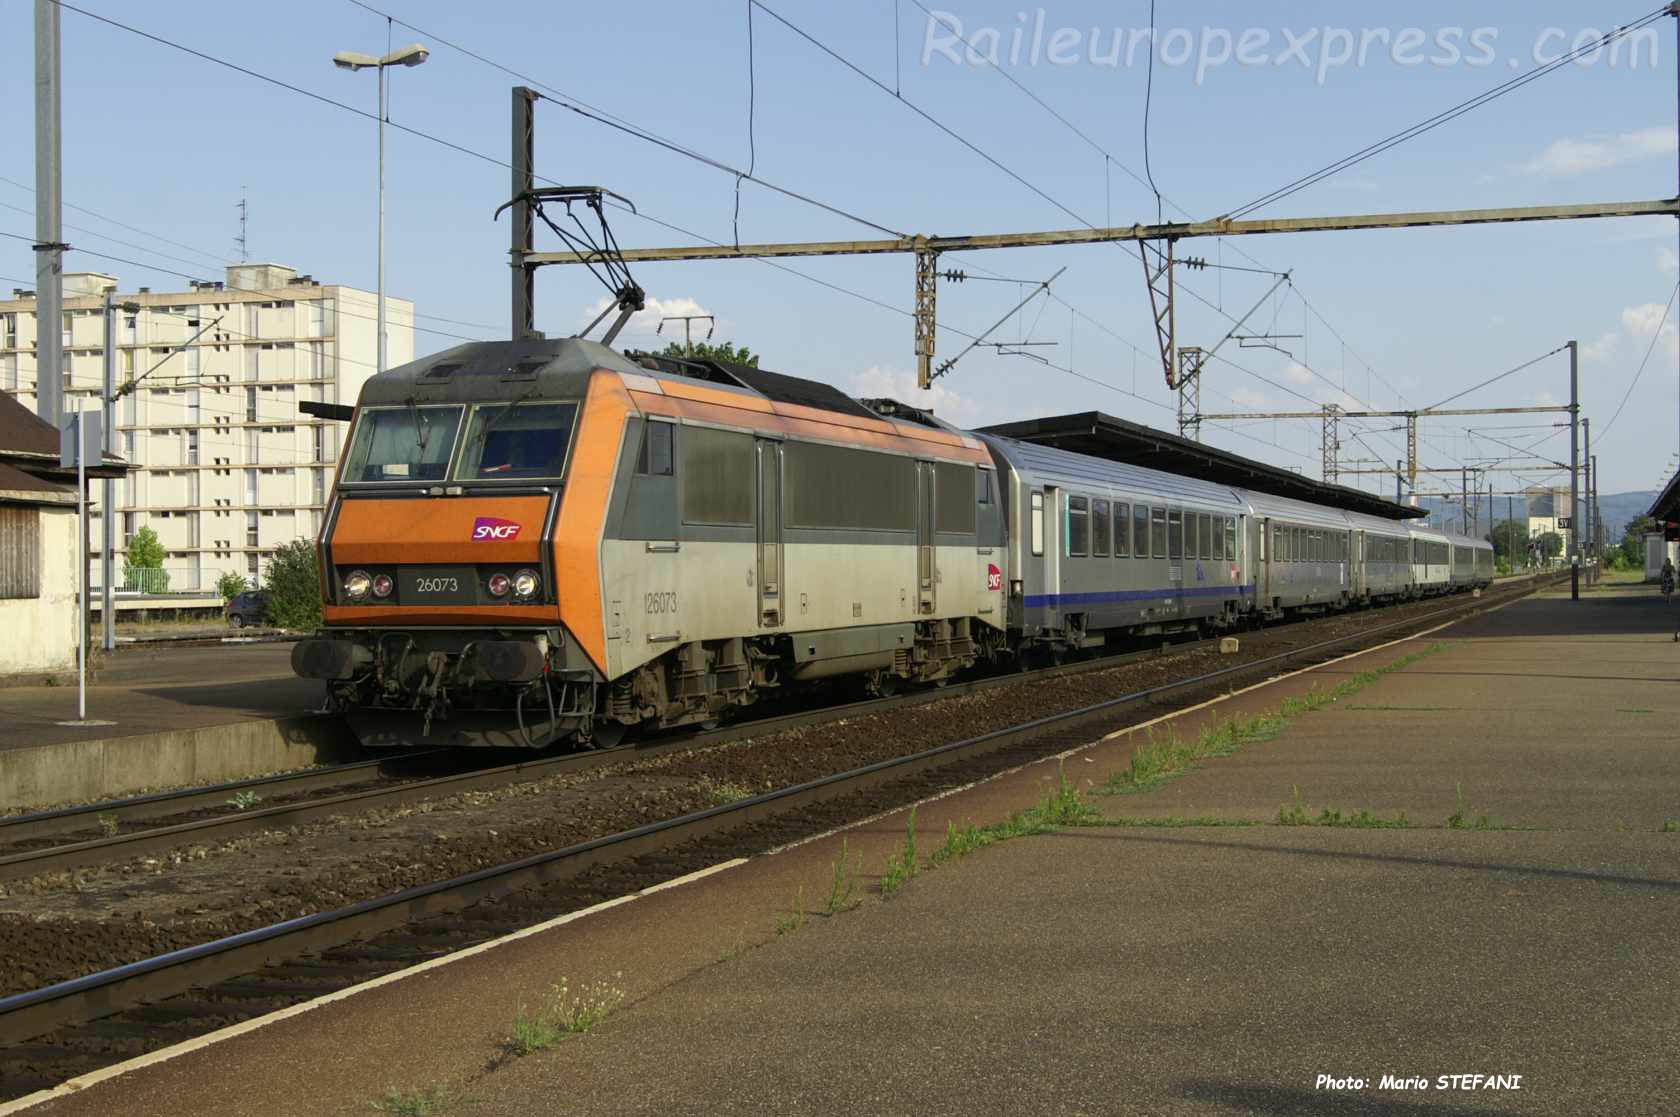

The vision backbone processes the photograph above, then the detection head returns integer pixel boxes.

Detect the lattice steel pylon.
[1176,346,1205,439]
[914,238,939,388]
[1321,404,1342,484]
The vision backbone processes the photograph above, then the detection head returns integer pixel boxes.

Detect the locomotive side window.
[456,402,578,481]
[784,442,916,531]
[1151,506,1167,559]
[1066,495,1089,557]
[681,426,756,525]
[1114,502,1131,557]
[343,405,463,483]
[1030,492,1044,556]
[934,462,976,533]
[635,420,674,476]
[976,469,993,505]
[1167,509,1183,560]
[1092,500,1110,557]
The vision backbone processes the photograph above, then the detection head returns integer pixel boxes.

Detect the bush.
[262,539,322,630]
[215,571,249,600]
[123,525,169,592]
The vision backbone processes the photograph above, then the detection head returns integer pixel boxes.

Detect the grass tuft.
[825,838,860,914]
[506,975,626,1056]
[880,806,919,896]
[773,886,806,935]
[694,775,754,805]
[372,1086,450,1115]
[1662,819,1679,834]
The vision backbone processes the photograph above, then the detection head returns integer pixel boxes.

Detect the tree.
[1616,516,1657,569]
[1487,519,1528,563]
[215,571,249,601]
[262,539,322,630]
[659,340,758,367]
[1535,531,1563,561]
[123,525,169,593]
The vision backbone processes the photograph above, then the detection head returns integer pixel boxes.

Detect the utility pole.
[1395,459,1403,504]
[1582,416,1592,585]
[1569,339,1580,600]
[657,314,715,357]
[101,291,115,652]
[34,0,63,425]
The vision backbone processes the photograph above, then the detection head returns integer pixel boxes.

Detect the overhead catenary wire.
[1601,280,1679,438]
[1223,8,1669,219]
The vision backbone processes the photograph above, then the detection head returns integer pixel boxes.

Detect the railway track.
[0,621,1228,883]
[0,574,1559,1102]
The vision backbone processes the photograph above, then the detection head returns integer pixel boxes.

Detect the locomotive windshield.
[454,401,579,482]
[342,405,464,483]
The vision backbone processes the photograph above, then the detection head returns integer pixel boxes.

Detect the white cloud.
[844,364,982,427]
[1519,127,1676,178]
[576,294,713,342]
[1581,300,1679,365]
[1229,386,1270,409]
[1284,363,1313,386]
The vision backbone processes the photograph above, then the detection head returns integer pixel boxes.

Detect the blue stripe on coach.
[1023,584,1256,608]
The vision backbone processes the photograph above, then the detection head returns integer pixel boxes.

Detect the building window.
[246,511,259,548]
[0,506,41,599]
[246,386,257,422]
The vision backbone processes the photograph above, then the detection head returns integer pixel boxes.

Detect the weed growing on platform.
[373,1085,450,1115]
[695,775,754,805]
[96,812,119,837]
[507,976,626,1056]
[1277,787,1409,828]
[1444,782,1508,830]
[1104,816,1263,828]
[1661,819,1679,833]
[1097,643,1447,798]
[225,790,261,811]
[774,886,806,934]
[825,839,859,914]
[880,806,920,896]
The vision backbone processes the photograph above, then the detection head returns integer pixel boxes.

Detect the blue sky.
[3,0,1678,499]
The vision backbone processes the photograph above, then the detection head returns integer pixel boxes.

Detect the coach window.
[1114,502,1131,557]
[1213,516,1225,561]
[1150,506,1167,559]
[635,420,674,476]
[1092,500,1110,557]
[1167,509,1183,560]
[1134,503,1150,559]
[1185,513,1197,560]
[1225,517,1237,562]
[1030,491,1044,556]
[1198,513,1212,560]
[1066,495,1089,556]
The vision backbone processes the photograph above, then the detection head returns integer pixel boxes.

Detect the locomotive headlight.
[487,573,511,598]
[371,574,393,599]
[512,569,540,600]
[343,570,372,601]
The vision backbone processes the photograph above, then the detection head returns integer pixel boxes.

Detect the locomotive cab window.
[343,404,463,483]
[456,401,579,481]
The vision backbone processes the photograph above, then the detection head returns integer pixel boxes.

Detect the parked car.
[225,591,268,629]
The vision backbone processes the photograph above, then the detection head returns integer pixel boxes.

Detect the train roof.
[979,434,1247,509]
[357,337,642,406]
[979,411,1425,522]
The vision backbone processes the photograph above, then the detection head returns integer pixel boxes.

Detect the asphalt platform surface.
[0,642,317,754]
[18,580,1680,1116]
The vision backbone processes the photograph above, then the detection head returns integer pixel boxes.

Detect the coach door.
[916,460,937,615]
[1260,517,1272,601]
[756,439,783,627]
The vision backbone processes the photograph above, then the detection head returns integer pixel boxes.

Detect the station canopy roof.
[979,411,1426,521]
[1649,468,1680,538]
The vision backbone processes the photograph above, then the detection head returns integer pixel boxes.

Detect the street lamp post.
[333,43,428,373]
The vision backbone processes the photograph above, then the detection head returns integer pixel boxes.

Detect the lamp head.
[386,44,430,67]
[333,50,379,71]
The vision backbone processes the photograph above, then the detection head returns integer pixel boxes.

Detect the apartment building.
[0,263,413,591]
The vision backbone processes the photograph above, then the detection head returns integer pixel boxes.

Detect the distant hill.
[1367,490,1656,541]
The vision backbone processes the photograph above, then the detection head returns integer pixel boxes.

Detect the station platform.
[0,643,346,809]
[14,582,1679,1116]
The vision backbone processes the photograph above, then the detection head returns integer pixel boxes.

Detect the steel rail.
[0,574,1558,1048]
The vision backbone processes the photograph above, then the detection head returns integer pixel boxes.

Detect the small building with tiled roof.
[0,391,127,681]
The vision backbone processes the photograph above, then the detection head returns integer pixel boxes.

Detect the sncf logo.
[471,516,522,542]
